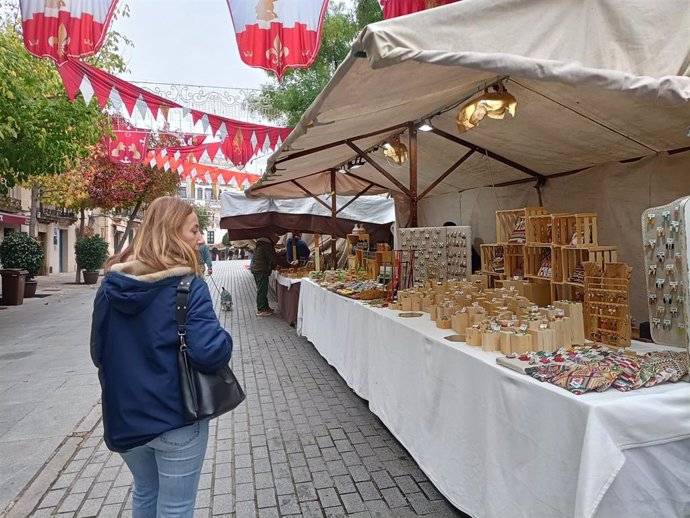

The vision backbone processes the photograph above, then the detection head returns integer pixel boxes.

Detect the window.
[177,186,187,198]
[196,187,203,200]
[206,230,215,244]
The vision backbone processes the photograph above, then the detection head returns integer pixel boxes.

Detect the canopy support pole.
[409,123,418,226]
[336,183,375,215]
[330,170,337,267]
[418,149,475,201]
[430,126,546,182]
[291,180,332,211]
[345,141,412,198]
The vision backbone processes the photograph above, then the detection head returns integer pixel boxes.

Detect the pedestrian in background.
[90,197,233,517]
[251,234,279,316]
[200,242,213,275]
[286,231,310,266]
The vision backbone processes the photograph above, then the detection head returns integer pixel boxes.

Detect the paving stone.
[341,492,368,513]
[77,497,105,517]
[57,493,85,513]
[71,476,95,494]
[212,493,234,515]
[395,475,421,495]
[193,508,210,518]
[278,493,301,515]
[235,500,258,518]
[381,486,408,508]
[318,487,341,508]
[349,464,371,482]
[356,481,381,501]
[296,481,318,502]
[38,488,66,508]
[256,487,277,508]
[301,500,326,518]
[258,507,280,518]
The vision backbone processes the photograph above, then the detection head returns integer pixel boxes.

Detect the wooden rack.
[583,262,632,347]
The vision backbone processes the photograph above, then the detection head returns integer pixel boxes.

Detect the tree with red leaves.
[88,129,180,253]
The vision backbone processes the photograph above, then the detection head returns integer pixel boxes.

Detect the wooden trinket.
[528,328,555,353]
[451,312,469,336]
[511,333,533,354]
[500,331,513,355]
[481,331,501,352]
[466,327,483,346]
[437,317,452,330]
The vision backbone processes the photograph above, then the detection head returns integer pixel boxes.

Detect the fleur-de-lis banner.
[109,129,149,165]
[225,0,329,80]
[19,0,119,63]
[379,0,460,19]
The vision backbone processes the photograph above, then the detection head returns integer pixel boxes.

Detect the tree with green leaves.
[250,0,382,126]
[193,203,211,233]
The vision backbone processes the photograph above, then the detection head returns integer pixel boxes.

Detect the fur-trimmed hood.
[103,260,195,314]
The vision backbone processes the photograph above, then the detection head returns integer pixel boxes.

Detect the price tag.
[519,324,528,332]
[490,323,501,333]
[539,323,548,330]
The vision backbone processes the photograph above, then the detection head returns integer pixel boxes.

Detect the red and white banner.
[108,129,149,164]
[57,58,182,119]
[226,0,329,80]
[20,0,119,63]
[379,0,460,19]
[146,151,260,189]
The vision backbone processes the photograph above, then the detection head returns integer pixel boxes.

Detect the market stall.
[297,279,690,518]
[246,1,690,516]
[220,191,396,324]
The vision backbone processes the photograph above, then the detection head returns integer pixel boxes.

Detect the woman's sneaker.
[256,309,273,317]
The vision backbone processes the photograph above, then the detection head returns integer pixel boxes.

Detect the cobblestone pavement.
[10,261,466,518]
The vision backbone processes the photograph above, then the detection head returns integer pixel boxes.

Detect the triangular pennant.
[218,122,228,140]
[207,142,221,161]
[160,105,170,120]
[79,75,95,106]
[93,84,113,110]
[135,95,148,119]
[108,88,124,113]
[208,116,221,137]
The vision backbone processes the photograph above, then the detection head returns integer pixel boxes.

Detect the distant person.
[90,196,232,517]
[286,232,310,266]
[200,243,212,275]
[251,235,279,316]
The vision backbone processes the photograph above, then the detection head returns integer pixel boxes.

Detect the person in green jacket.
[251,235,278,316]
[199,244,212,275]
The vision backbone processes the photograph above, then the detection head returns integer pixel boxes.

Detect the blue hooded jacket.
[90,261,232,452]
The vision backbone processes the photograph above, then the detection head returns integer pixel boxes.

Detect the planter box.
[82,271,100,284]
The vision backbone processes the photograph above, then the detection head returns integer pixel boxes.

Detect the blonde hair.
[107,197,202,275]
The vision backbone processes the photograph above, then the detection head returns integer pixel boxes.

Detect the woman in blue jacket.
[90,196,232,517]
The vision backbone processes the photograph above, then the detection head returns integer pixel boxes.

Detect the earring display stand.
[398,226,472,286]
[583,262,632,347]
[641,196,690,350]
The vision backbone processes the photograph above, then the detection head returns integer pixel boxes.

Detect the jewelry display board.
[398,226,472,285]
[641,196,690,349]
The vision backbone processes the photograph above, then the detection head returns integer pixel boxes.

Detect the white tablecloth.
[297,279,690,518]
[272,272,302,290]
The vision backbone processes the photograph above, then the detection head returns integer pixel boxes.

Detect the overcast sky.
[111,0,357,91]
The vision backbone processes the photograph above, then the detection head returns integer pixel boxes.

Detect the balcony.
[0,196,22,213]
[37,206,77,225]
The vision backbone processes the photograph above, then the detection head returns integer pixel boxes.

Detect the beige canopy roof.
[248,0,690,208]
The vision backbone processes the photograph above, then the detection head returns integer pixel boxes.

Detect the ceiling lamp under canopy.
[383,136,409,166]
[456,83,517,133]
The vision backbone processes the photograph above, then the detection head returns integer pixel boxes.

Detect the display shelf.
[583,261,631,347]
[563,246,618,285]
[525,245,553,280]
[480,244,505,275]
[526,214,553,245]
[504,244,525,278]
[496,207,547,244]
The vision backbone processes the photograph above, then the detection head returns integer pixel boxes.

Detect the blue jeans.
[120,420,209,518]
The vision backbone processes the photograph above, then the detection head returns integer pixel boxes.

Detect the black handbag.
[176,275,245,424]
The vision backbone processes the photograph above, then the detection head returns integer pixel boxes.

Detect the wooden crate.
[480,244,505,275]
[524,245,553,280]
[495,207,548,244]
[551,245,564,283]
[552,215,576,245]
[563,246,617,286]
[526,214,553,244]
[504,244,525,278]
[574,213,598,246]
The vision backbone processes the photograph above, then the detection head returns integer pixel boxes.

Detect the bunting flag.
[20,0,119,63]
[57,58,182,119]
[108,129,149,164]
[146,151,260,189]
[379,0,460,19]
[226,0,329,80]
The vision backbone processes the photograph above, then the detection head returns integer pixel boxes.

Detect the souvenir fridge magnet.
[666,238,675,250]
[657,227,665,237]
[649,265,657,276]
[657,251,666,262]
[662,211,671,224]
[647,213,657,224]
[649,294,657,304]
[656,278,665,289]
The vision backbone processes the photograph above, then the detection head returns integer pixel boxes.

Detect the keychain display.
[641,196,690,349]
[398,226,472,285]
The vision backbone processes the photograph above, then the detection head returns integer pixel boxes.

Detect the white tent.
[247,0,690,321]
[219,190,396,243]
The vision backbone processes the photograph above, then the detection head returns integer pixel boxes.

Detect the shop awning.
[220,190,396,243]
[0,212,29,226]
[248,0,690,203]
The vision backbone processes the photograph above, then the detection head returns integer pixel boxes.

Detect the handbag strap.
[176,275,196,350]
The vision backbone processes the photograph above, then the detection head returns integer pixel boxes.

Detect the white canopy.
[219,190,396,242]
[249,0,690,200]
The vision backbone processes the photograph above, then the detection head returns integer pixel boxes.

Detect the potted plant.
[75,235,109,284]
[0,232,45,299]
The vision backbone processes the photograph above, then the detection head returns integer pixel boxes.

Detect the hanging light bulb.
[383,136,408,166]
[456,83,517,133]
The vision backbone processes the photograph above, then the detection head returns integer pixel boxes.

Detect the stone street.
[1,261,465,518]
